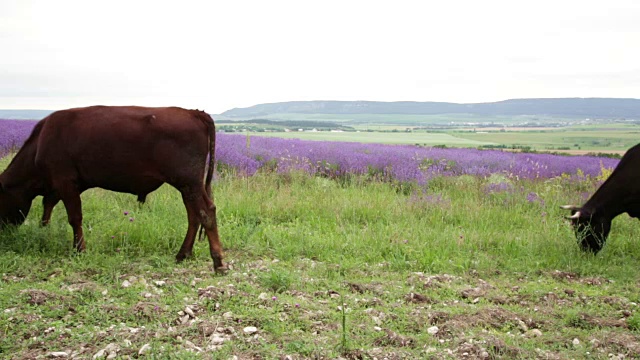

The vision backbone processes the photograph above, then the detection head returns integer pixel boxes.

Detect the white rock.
[427,326,439,335]
[527,329,543,337]
[373,326,382,331]
[572,338,580,346]
[48,352,69,358]
[92,349,106,359]
[223,312,233,319]
[210,334,226,345]
[184,306,195,318]
[121,280,132,288]
[184,340,203,352]
[154,280,166,286]
[243,326,258,334]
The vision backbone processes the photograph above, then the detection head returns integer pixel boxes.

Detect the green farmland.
[239,123,639,154]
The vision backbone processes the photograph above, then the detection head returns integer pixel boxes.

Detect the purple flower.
[124,211,129,216]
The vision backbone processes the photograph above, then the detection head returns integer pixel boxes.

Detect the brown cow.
[0,106,227,273]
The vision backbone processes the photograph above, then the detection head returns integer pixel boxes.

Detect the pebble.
[243,326,258,334]
[48,352,68,358]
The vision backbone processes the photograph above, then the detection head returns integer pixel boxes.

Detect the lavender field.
[0,120,619,184]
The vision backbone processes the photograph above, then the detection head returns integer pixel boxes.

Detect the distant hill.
[0,109,52,120]
[221,98,640,119]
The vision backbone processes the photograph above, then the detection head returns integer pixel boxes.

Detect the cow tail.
[197,111,216,241]
[205,115,215,200]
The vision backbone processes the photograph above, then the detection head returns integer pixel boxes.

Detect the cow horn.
[560,205,580,211]
[567,211,581,219]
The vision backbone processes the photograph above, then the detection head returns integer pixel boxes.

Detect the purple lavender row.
[215,134,619,183]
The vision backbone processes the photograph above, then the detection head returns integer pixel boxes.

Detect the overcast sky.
[1,0,640,114]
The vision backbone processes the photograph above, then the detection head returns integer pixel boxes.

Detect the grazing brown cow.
[0,106,227,273]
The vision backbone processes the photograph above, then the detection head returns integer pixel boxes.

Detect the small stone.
[517,319,528,332]
[121,280,131,288]
[572,338,580,346]
[243,326,258,334]
[184,306,195,318]
[373,326,382,331]
[527,329,543,337]
[153,280,166,287]
[48,352,69,358]
[184,340,202,352]
[427,326,439,335]
[258,293,269,301]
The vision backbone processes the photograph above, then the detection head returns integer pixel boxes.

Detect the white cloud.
[1,0,640,113]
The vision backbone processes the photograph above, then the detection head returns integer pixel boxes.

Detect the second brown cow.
[0,105,227,273]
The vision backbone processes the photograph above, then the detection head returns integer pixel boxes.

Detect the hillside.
[221,98,640,119]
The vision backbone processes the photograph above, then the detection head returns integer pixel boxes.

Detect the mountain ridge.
[221,98,640,118]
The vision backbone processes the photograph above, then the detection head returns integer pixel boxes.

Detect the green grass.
[1,159,640,358]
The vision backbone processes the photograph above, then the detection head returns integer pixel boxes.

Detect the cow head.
[561,205,611,254]
[0,181,31,227]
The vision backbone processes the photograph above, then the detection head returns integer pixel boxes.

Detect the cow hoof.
[176,253,193,263]
[214,264,229,275]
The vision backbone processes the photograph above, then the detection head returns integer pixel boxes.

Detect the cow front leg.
[176,191,199,262]
[58,185,85,252]
[41,193,60,226]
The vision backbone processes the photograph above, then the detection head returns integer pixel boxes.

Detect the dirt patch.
[593,332,640,357]
[20,289,64,306]
[404,292,437,304]
[347,282,384,295]
[373,329,415,348]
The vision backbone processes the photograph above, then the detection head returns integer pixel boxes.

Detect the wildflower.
[295,303,300,308]
[272,296,277,301]
[129,217,134,222]
[124,211,129,216]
